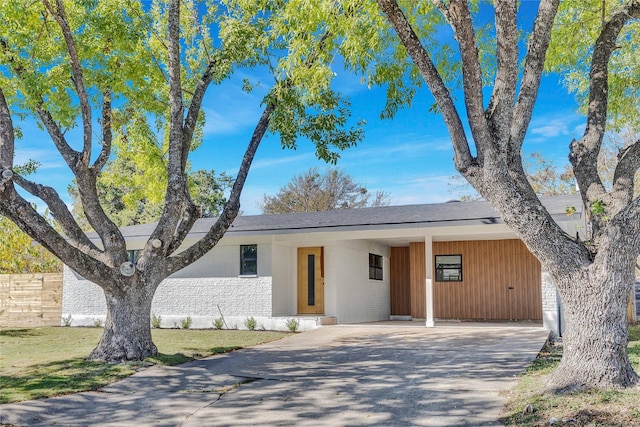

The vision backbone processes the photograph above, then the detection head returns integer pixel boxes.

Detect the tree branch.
[0,188,115,282]
[0,38,82,171]
[438,0,492,164]
[570,2,640,231]
[149,0,193,258]
[377,0,474,173]
[43,0,93,163]
[166,103,275,274]
[486,0,519,145]
[610,139,640,208]
[0,88,15,176]
[510,0,560,152]
[11,175,99,252]
[93,90,112,172]
[181,58,217,171]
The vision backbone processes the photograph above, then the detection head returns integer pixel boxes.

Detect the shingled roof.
[116,194,582,239]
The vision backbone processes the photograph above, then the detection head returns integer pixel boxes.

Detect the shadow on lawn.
[0,329,44,338]
[0,358,141,403]
[1,346,246,404]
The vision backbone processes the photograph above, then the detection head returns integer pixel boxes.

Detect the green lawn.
[0,327,289,403]
[501,324,640,426]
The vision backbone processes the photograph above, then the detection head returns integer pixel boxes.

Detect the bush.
[213,317,224,330]
[62,314,72,327]
[93,318,103,328]
[180,316,193,329]
[151,313,162,329]
[285,318,300,332]
[244,316,257,331]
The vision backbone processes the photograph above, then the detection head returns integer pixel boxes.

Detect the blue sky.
[13,3,588,216]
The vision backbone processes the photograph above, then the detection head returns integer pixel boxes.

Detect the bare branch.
[148,0,192,255]
[610,140,640,207]
[0,188,114,282]
[93,90,112,172]
[0,88,15,173]
[181,59,218,171]
[486,0,519,144]
[570,2,640,220]
[166,103,275,274]
[43,0,93,163]
[377,0,474,173]
[510,0,560,151]
[439,0,492,164]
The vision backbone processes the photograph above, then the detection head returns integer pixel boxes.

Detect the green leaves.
[0,214,61,274]
[547,0,640,132]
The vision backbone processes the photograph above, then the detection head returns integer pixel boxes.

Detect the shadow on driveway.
[0,325,548,426]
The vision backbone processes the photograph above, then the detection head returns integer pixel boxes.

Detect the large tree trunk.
[550,255,638,390]
[89,282,158,362]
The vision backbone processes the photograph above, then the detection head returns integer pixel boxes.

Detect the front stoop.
[319,316,337,325]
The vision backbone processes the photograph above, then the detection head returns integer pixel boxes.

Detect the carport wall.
[391,238,547,324]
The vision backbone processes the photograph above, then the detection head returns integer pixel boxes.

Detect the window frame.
[369,253,383,281]
[240,244,258,276]
[435,254,463,282]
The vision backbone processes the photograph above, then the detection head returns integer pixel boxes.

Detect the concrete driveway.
[0,324,548,427]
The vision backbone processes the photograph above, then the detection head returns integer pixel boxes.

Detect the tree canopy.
[0,0,375,362]
[259,167,390,214]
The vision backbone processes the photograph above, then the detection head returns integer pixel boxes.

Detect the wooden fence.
[0,273,63,329]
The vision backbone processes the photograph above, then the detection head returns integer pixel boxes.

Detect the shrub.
[61,314,72,327]
[151,313,162,329]
[180,316,193,329]
[213,317,224,330]
[93,318,103,328]
[285,318,300,332]
[244,316,257,331]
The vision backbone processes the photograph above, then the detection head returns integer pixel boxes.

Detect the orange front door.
[297,247,324,314]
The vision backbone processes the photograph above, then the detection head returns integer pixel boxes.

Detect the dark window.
[369,253,383,280]
[240,244,258,275]
[128,250,141,265]
[307,254,315,306]
[435,254,462,282]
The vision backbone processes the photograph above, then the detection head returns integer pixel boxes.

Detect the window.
[127,250,141,265]
[369,253,383,280]
[435,254,462,282]
[240,244,258,275]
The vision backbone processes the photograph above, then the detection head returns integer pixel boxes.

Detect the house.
[62,195,583,333]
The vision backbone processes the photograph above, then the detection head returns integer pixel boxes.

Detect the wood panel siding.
[0,273,63,329]
[433,240,542,320]
[390,247,411,315]
[410,242,426,318]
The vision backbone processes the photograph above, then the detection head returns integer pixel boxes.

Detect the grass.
[501,324,640,426]
[0,327,289,403]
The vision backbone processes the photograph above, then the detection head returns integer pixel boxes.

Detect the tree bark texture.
[551,260,638,390]
[89,280,159,362]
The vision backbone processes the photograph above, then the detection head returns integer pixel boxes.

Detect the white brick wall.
[541,268,561,334]
[62,267,273,326]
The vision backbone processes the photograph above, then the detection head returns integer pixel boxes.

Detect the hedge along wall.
[0,273,63,329]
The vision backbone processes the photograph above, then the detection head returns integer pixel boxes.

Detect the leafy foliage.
[0,215,61,274]
[259,167,390,214]
[547,0,640,132]
[68,160,232,229]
